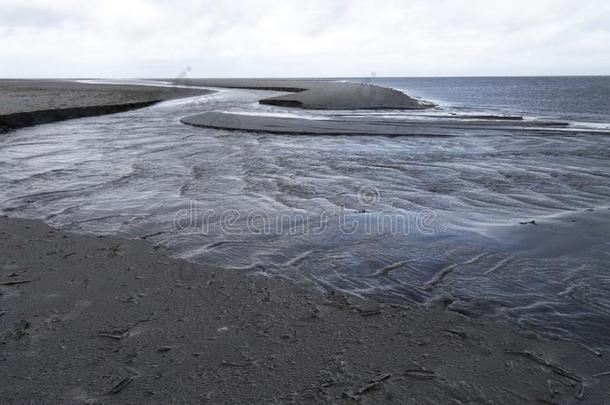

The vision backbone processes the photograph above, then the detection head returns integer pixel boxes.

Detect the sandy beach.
[168,78,431,110]
[181,111,584,136]
[2,216,610,404]
[0,80,214,133]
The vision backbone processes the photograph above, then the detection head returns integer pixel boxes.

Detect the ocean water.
[349,76,610,124]
[1,77,610,348]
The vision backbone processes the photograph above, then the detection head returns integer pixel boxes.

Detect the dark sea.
[350,76,610,125]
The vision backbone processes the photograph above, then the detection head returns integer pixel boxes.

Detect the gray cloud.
[0,6,78,28]
[0,0,608,77]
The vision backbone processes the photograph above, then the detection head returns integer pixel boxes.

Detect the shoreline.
[1,215,609,403]
[168,78,432,110]
[0,101,159,134]
[180,111,588,137]
[0,80,214,133]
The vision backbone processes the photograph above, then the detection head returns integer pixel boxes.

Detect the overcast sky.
[1,0,609,78]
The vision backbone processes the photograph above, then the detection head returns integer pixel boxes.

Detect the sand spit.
[168,78,431,110]
[0,80,214,133]
[1,216,610,403]
[180,111,589,136]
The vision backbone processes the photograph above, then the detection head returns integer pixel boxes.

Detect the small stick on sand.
[578,342,602,357]
[535,399,560,405]
[354,373,391,395]
[444,329,468,339]
[593,371,610,378]
[97,332,125,340]
[358,309,382,317]
[220,361,250,367]
[1,279,32,286]
[107,375,134,395]
[404,369,436,379]
[505,350,582,383]
[577,383,585,400]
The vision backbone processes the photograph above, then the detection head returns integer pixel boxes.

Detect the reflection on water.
[1,85,610,348]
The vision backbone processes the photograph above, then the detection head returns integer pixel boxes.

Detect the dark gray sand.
[2,217,609,404]
[182,111,580,136]
[0,80,214,133]
[169,78,431,110]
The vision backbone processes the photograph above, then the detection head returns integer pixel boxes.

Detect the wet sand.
[2,216,610,404]
[0,80,214,133]
[486,208,610,258]
[181,111,589,136]
[168,78,431,110]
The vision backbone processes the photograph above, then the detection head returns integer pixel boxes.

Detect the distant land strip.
[168,78,433,110]
[0,80,214,133]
